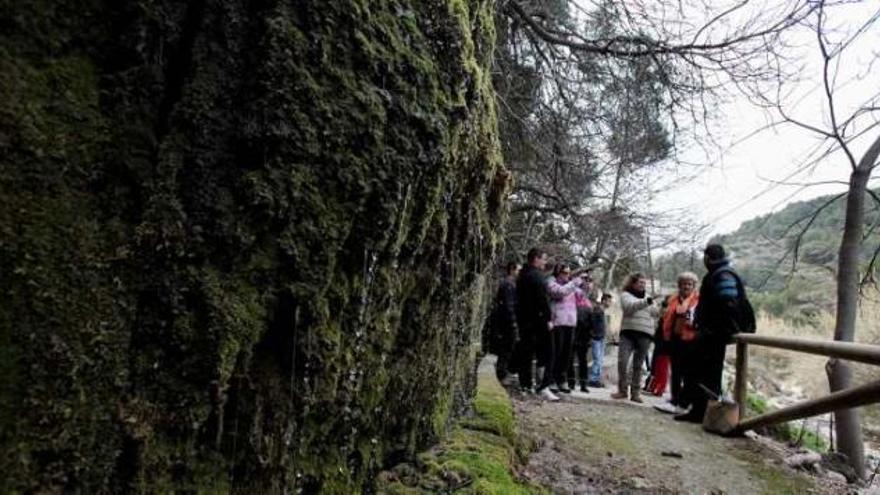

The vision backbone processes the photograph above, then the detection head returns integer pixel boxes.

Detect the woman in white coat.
[611,273,658,403]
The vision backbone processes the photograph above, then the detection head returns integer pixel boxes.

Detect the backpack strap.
[711,266,746,299]
[711,266,756,333]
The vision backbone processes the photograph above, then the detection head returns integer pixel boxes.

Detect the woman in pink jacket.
[546,264,588,395]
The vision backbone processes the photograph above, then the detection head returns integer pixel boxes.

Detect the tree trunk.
[604,252,620,292]
[829,134,880,480]
[646,230,655,294]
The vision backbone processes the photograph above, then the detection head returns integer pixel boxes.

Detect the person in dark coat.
[588,293,612,388]
[512,248,556,400]
[675,244,748,423]
[568,291,594,393]
[491,262,520,383]
[568,291,612,391]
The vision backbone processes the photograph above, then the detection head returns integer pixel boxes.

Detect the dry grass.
[743,296,880,447]
[748,312,830,400]
[747,297,880,398]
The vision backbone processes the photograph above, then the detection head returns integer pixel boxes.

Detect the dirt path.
[491,354,845,494]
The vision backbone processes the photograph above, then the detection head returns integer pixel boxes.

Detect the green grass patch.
[747,393,828,452]
[376,367,545,494]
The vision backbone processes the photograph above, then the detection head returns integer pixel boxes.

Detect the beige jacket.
[620,291,659,336]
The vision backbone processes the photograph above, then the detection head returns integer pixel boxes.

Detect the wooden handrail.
[733,380,880,435]
[728,333,880,478]
[732,334,880,366]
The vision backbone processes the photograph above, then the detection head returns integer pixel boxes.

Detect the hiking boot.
[611,391,628,400]
[539,387,560,402]
[588,381,605,388]
[630,395,644,404]
[500,375,519,388]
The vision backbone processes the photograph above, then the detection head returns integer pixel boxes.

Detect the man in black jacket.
[491,261,520,383]
[676,244,749,423]
[513,247,556,399]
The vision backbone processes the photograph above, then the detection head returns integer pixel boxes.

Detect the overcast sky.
[652,1,880,242]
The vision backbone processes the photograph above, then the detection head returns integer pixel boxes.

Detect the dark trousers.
[682,337,727,416]
[495,338,516,382]
[552,326,575,386]
[568,340,589,388]
[537,324,556,390]
[514,324,555,390]
[512,327,535,389]
[669,340,695,407]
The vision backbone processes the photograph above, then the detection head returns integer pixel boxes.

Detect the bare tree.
[748,0,880,478]
[832,136,880,480]
[494,0,819,273]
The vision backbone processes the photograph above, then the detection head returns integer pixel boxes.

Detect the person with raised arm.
[612,273,659,403]
[546,264,588,394]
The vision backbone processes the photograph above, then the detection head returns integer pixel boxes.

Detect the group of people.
[489,248,611,398]
[487,243,755,424]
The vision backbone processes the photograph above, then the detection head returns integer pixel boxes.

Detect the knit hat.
[704,244,726,261]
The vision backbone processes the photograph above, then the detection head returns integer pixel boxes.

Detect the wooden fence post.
[735,341,748,421]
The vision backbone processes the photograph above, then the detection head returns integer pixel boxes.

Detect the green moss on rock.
[376,360,544,494]
[0,0,509,492]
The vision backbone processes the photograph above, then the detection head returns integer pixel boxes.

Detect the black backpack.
[712,267,757,334]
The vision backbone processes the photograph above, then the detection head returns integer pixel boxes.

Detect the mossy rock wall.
[0,0,508,492]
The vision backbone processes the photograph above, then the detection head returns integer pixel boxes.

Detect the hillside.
[658,188,880,323]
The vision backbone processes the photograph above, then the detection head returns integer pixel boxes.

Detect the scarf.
[662,292,699,341]
[625,286,646,299]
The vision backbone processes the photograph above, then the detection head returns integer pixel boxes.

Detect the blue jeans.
[590,338,605,383]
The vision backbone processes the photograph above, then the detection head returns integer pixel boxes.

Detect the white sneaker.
[654,401,683,414]
[539,387,560,402]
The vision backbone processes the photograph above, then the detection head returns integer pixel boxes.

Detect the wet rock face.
[0,1,507,492]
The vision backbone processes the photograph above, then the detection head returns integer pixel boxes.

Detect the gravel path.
[487,352,843,494]
[514,394,835,494]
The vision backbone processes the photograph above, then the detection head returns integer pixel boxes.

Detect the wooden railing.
[731,334,880,435]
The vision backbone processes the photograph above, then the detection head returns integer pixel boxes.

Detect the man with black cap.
[675,243,752,423]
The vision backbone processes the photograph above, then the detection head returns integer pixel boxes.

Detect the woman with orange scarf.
[653,272,699,415]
